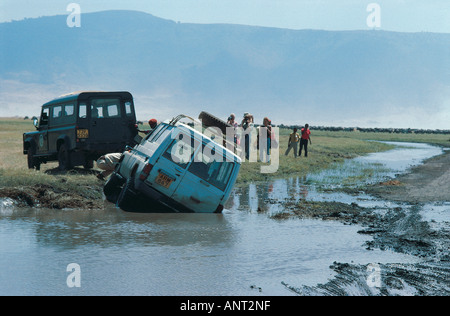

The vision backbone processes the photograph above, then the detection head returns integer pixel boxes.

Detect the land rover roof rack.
[168,114,196,126]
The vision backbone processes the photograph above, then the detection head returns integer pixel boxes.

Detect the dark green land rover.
[23,91,139,170]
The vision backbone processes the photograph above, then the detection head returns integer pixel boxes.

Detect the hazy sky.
[1,0,449,32]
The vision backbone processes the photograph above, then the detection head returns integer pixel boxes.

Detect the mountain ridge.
[1,10,449,128]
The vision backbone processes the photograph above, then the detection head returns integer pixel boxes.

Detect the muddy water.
[0,142,442,295]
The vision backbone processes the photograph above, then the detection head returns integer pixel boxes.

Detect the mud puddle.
[0,203,419,295]
[229,142,449,295]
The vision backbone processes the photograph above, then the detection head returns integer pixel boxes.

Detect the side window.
[40,107,50,126]
[188,142,235,191]
[106,104,119,117]
[162,132,198,169]
[53,106,62,118]
[51,104,74,125]
[125,101,133,116]
[64,104,74,117]
[78,104,87,118]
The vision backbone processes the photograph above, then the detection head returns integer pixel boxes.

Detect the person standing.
[259,117,272,162]
[285,127,300,157]
[299,124,312,157]
[241,112,254,160]
[227,113,239,152]
[227,113,238,127]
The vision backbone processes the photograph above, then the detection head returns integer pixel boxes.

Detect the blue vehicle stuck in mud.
[104,114,242,213]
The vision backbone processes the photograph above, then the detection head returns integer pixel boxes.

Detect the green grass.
[237,128,449,184]
[237,129,391,184]
[307,129,450,147]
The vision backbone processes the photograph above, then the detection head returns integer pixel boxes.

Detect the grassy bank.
[0,118,103,208]
[1,118,449,208]
[236,127,450,183]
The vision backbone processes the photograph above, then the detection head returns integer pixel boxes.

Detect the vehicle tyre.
[198,111,232,136]
[103,172,124,203]
[27,147,41,170]
[58,144,72,171]
[116,176,136,209]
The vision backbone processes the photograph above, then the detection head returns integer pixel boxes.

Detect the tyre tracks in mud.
[277,150,450,296]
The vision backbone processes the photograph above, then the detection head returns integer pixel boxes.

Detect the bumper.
[135,180,196,213]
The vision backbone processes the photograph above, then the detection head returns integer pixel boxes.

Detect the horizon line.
[2,116,449,132]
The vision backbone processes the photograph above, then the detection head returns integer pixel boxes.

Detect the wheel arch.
[56,135,71,152]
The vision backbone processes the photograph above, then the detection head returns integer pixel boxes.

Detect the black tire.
[103,172,124,203]
[198,111,232,136]
[58,144,72,171]
[116,176,136,209]
[27,147,40,170]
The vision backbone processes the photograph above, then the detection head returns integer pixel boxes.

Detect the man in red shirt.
[299,124,312,157]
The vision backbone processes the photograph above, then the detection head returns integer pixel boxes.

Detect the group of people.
[226,112,312,161]
[227,112,274,162]
[285,124,312,158]
[96,114,312,181]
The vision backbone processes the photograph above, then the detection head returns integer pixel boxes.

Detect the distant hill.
[0,10,449,128]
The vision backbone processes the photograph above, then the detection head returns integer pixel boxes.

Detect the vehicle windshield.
[188,141,235,191]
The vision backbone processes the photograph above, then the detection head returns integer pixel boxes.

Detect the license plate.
[155,172,174,189]
[77,129,89,138]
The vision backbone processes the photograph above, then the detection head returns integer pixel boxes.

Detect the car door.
[171,141,236,213]
[36,107,49,155]
[88,97,125,143]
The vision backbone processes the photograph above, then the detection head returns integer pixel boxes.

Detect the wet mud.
[0,183,104,210]
[276,150,450,296]
[283,261,450,296]
[0,167,105,209]
[367,150,450,203]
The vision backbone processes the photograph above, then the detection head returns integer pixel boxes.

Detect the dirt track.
[368,149,450,203]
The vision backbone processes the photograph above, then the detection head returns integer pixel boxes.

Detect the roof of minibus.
[42,91,133,107]
[162,121,242,164]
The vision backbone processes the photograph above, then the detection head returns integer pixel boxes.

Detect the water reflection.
[227,142,444,215]
[3,206,233,250]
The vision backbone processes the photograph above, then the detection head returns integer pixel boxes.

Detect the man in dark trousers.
[299,124,312,157]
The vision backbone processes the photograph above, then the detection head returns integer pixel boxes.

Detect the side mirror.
[33,117,39,129]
